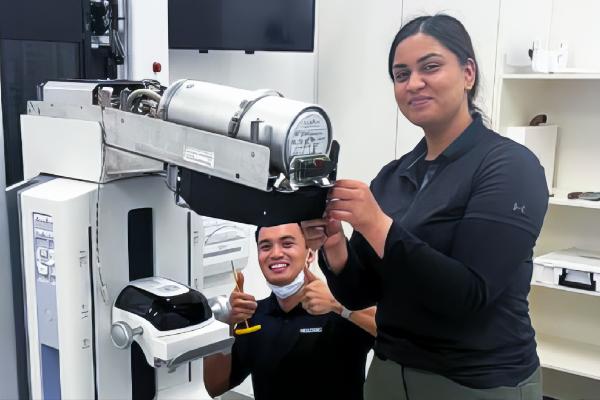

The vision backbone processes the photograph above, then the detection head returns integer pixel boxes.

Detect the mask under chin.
[267,270,306,299]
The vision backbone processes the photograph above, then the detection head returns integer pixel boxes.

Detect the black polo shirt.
[321,115,549,389]
[229,293,373,400]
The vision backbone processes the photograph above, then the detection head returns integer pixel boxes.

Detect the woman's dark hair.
[388,14,480,113]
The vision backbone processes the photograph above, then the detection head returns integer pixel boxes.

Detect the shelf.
[549,189,600,209]
[532,281,600,298]
[537,334,600,380]
[503,73,600,80]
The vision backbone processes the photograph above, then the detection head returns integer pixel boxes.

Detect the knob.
[111,321,143,349]
[208,295,231,323]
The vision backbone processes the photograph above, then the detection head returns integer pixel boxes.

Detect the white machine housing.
[17,60,335,400]
[111,277,233,370]
[17,171,247,399]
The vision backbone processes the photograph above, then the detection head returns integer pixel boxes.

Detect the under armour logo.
[513,202,526,214]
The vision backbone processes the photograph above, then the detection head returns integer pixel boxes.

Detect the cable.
[95,101,111,304]
[401,364,410,400]
[125,89,162,113]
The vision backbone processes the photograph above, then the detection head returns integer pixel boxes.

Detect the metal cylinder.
[157,79,332,174]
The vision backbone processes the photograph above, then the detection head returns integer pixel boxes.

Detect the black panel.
[169,0,315,52]
[187,212,191,286]
[179,169,328,226]
[126,208,156,398]
[81,0,119,79]
[0,39,81,185]
[87,227,99,400]
[0,0,83,43]
[1,1,118,186]
[131,342,156,400]
[127,208,154,281]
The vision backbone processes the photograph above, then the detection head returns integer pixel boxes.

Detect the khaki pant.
[364,355,542,400]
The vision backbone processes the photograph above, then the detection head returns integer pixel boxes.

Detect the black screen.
[0,0,83,42]
[169,0,315,52]
[0,40,81,185]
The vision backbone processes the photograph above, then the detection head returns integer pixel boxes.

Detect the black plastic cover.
[179,168,329,226]
[115,285,212,331]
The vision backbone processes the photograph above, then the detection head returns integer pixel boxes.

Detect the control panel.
[33,213,55,283]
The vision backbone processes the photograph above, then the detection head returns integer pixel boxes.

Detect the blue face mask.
[267,270,305,299]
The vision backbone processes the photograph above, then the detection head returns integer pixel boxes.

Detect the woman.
[303,14,547,400]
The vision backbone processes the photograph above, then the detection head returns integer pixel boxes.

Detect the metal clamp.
[227,89,282,138]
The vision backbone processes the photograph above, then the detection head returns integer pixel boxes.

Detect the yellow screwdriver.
[231,263,262,335]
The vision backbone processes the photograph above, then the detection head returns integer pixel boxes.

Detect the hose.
[126,89,162,111]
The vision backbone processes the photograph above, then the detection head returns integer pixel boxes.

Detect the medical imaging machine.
[14,77,337,399]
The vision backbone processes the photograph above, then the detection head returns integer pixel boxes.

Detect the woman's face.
[391,33,475,129]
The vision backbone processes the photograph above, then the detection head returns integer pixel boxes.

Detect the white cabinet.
[494,2,600,398]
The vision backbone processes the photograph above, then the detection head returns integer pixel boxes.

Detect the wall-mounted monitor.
[168,0,315,52]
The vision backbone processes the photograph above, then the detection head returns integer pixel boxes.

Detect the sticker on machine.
[288,111,329,157]
[184,146,215,169]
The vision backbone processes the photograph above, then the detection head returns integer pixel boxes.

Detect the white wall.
[548,0,600,70]
[169,50,316,103]
[0,61,20,400]
[316,0,402,184]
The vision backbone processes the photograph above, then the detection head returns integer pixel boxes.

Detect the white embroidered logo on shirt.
[299,327,322,333]
[513,202,526,214]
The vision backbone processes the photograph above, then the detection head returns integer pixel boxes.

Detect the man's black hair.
[254,223,303,243]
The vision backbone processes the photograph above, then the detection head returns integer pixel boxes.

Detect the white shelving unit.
[494,4,600,397]
[493,72,600,397]
[549,189,600,210]
[536,334,600,381]
[532,281,600,298]
[503,72,600,80]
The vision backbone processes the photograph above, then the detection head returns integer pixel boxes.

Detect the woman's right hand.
[228,272,257,326]
[301,218,344,251]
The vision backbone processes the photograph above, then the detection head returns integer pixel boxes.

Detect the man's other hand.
[229,271,258,326]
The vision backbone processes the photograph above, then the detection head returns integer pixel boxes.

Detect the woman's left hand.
[326,179,393,257]
[326,180,387,234]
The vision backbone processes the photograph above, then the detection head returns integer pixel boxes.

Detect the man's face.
[257,223,313,286]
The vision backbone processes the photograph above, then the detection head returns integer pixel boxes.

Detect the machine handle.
[111,321,143,349]
[558,269,597,291]
[208,295,231,323]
